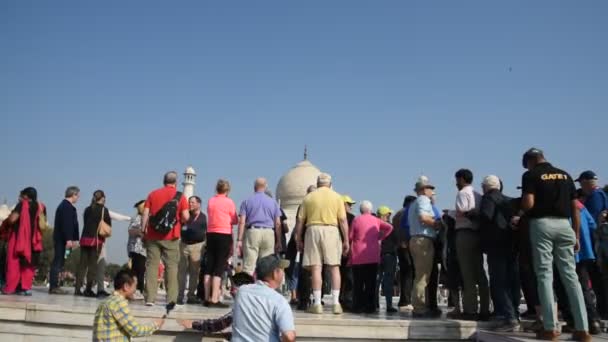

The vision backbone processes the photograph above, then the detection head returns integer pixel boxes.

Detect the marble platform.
[0,287,604,341]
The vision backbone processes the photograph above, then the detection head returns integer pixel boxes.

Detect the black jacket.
[479,189,514,250]
[82,204,111,242]
[54,199,79,241]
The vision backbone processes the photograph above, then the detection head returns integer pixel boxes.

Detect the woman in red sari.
[1,187,45,296]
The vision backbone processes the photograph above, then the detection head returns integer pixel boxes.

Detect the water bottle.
[65,249,71,259]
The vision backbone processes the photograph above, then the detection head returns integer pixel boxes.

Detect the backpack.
[150,192,182,235]
[492,194,513,231]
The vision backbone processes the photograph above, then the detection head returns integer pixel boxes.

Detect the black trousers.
[49,237,66,289]
[488,247,520,321]
[130,252,146,292]
[517,223,539,312]
[397,247,413,306]
[297,266,312,309]
[353,263,378,313]
[340,256,354,310]
[587,261,608,318]
[557,260,601,324]
[427,260,440,310]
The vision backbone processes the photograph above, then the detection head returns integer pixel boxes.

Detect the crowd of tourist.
[1,147,608,342]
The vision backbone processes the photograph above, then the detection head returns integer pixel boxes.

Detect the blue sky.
[1,1,607,263]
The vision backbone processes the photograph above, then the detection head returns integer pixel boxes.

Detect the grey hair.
[163,171,178,185]
[360,200,373,214]
[65,186,80,198]
[317,173,332,187]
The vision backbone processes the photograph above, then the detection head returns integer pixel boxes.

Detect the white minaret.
[183,166,196,199]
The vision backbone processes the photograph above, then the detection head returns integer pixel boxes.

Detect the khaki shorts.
[302,225,341,267]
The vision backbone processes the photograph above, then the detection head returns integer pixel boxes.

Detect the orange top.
[144,186,189,241]
[207,194,237,235]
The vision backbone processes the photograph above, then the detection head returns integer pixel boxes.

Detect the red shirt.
[207,194,237,235]
[144,185,189,241]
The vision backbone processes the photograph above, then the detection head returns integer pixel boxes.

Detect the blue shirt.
[232,281,295,342]
[407,195,437,239]
[239,192,281,229]
[576,206,597,263]
[584,188,608,225]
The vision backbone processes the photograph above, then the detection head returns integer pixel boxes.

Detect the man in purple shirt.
[237,178,282,275]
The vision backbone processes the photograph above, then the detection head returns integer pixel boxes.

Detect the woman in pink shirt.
[204,179,238,307]
[349,200,393,314]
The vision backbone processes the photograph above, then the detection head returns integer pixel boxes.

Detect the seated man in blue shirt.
[233,255,296,342]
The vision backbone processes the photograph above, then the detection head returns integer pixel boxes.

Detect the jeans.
[487,247,520,321]
[397,247,413,306]
[287,262,301,291]
[530,217,588,331]
[380,253,397,309]
[49,237,66,289]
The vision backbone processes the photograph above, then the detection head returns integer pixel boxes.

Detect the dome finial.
[304,145,308,160]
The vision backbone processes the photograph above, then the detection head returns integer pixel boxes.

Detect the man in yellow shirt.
[295,173,349,315]
[93,269,164,341]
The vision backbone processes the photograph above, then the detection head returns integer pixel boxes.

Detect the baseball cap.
[482,175,501,190]
[575,170,598,182]
[415,176,435,191]
[522,147,544,168]
[341,195,356,205]
[377,206,392,216]
[255,255,290,280]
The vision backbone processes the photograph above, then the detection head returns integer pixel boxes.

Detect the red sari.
[3,200,43,293]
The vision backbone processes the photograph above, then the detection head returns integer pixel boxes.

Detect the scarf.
[15,199,43,263]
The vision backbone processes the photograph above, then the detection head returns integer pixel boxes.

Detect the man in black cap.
[520,148,591,341]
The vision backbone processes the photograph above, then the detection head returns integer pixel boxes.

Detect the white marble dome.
[276,159,321,208]
[184,166,196,175]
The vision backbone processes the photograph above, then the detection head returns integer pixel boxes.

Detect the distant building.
[183,166,196,200]
[276,149,322,241]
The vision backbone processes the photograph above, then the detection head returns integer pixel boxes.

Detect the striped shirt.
[93,293,158,341]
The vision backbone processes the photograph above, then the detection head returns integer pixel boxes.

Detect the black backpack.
[150,192,182,234]
[493,194,514,231]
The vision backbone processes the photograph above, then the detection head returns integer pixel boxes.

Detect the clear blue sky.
[1,1,607,263]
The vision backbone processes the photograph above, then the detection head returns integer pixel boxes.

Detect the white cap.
[482,175,501,190]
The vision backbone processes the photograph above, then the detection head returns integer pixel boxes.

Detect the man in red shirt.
[141,171,190,306]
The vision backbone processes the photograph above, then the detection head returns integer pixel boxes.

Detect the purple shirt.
[239,192,281,229]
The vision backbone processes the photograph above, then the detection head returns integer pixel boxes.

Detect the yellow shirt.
[297,187,346,226]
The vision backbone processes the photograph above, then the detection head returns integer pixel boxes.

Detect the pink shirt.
[207,194,238,235]
[349,213,393,265]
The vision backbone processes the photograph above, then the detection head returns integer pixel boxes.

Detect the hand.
[510,216,521,228]
[600,211,608,224]
[433,220,443,229]
[342,241,350,256]
[66,241,73,249]
[275,241,283,254]
[400,242,409,249]
[177,319,193,329]
[574,239,581,253]
[154,318,165,329]
[296,237,303,253]
[237,241,243,257]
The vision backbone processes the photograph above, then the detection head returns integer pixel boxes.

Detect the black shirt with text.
[521,162,576,219]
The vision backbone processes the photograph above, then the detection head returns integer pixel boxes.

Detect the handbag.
[98,206,112,238]
[38,203,49,231]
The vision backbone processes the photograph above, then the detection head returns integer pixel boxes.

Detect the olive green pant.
[455,229,490,315]
[145,239,180,303]
[75,247,99,291]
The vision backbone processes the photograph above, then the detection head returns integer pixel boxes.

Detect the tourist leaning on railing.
[93,269,164,341]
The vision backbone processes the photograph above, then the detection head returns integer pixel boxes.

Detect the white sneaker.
[400,305,414,312]
[133,291,144,300]
[145,302,155,307]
